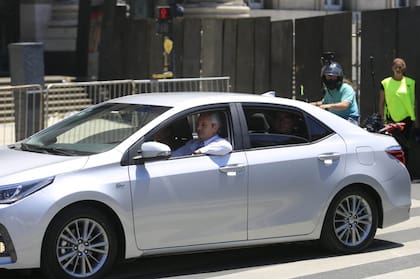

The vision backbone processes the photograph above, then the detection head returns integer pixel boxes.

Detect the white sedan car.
[0,92,411,279]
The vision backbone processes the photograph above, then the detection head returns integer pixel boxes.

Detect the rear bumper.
[380,167,411,228]
[382,204,410,228]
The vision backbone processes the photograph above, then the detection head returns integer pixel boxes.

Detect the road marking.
[175,199,420,279]
[167,198,420,279]
[202,239,420,278]
[410,198,420,207]
[366,266,420,279]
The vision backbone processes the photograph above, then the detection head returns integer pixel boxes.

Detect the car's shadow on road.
[0,239,403,279]
[105,239,403,279]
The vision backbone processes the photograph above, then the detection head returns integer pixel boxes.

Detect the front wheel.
[321,187,378,253]
[41,206,119,279]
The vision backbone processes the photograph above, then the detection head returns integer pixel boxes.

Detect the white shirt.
[171,135,232,157]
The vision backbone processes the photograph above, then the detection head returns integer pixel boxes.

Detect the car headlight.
[0,177,55,204]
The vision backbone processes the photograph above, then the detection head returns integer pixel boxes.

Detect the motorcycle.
[361,112,406,134]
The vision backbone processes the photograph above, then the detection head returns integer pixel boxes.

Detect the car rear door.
[240,104,347,240]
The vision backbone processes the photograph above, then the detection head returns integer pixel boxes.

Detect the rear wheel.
[41,206,119,279]
[321,187,378,253]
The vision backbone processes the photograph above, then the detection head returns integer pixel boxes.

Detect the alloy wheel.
[333,194,373,247]
[56,218,109,278]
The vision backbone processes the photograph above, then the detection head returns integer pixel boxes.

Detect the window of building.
[248,0,264,9]
[393,0,409,8]
[324,0,343,11]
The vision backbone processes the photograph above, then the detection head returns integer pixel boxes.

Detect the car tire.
[41,205,119,279]
[321,187,378,253]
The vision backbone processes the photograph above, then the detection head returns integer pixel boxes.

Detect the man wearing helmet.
[311,62,360,125]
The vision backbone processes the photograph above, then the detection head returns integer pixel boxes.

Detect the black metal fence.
[99,6,420,122]
[98,9,352,101]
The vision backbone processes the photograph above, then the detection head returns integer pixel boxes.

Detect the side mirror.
[133,141,171,163]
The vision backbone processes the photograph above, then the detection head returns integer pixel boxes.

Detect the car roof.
[108,92,299,108]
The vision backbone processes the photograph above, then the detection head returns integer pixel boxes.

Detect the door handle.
[219,164,246,176]
[318,153,340,165]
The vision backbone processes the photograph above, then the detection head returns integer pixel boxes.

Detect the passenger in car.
[171,112,232,156]
[271,111,298,135]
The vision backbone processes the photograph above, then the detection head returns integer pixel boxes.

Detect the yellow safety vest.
[381,76,416,122]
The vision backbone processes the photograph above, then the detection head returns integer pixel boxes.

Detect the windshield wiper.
[19,143,83,156]
[39,146,80,156]
[19,143,43,153]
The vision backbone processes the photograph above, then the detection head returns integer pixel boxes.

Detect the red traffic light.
[158,6,171,20]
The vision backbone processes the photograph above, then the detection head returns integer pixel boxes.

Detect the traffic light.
[157,6,171,21]
[156,6,172,35]
[156,1,184,35]
[154,1,184,78]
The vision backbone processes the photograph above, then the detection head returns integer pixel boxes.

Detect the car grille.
[0,224,16,262]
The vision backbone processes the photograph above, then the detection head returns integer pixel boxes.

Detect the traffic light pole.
[152,36,174,79]
[152,1,183,79]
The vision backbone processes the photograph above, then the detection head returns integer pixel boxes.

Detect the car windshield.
[18,103,170,155]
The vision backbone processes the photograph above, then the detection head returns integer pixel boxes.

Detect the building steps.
[0,85,92,124]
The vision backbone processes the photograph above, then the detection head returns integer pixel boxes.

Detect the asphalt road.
[2,183,420,279]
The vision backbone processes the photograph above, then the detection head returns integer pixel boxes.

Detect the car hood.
[0,145,89,184]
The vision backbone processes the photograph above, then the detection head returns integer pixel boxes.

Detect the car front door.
[128,107,248,249]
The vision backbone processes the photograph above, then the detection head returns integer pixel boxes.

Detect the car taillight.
[386,145,406,165]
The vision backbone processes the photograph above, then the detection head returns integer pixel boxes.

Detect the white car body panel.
[130,152,248,249]
[0,146,88,183]
[246,134,346,239]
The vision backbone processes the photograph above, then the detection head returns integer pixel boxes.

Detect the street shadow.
[0,239,403,279]
[105,239,403,279]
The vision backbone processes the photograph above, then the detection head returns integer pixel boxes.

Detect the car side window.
[244,107,308,148]
[147,108,233,157]
[151,117,193,151]
[243,105,333,149]
[305,114,334,142]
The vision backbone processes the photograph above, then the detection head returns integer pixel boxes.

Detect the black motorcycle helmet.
[321,62,343,90]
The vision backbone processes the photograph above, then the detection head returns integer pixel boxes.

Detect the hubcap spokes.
[56,218,109,277]
[334,195,372,246]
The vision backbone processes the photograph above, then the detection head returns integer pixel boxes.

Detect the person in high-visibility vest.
[379,58,420,167]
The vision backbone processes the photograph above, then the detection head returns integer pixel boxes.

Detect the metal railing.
[44,79,136,127]
[135,76,231,93]
[0,84,43,145]
[0,77,231,145]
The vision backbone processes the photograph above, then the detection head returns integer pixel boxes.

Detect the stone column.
[183,0,250,17]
